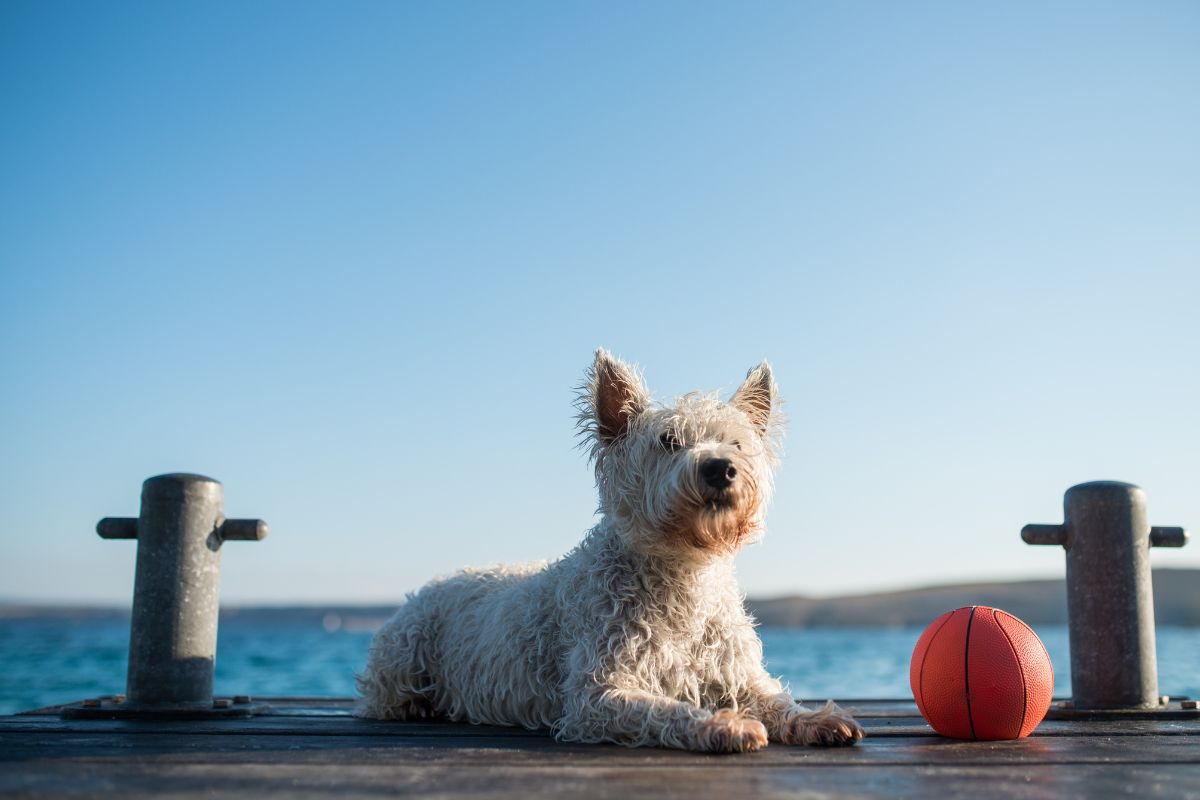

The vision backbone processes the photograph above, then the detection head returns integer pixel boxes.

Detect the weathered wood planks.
[2,698,1197,798]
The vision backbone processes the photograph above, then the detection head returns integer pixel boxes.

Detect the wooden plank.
[4,698,1198,799]
[4,713,1198,739]
[3,731,1200,766]
[1,760,1198,799]
[20,698,928,718]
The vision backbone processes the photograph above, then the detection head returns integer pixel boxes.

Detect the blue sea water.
[1,617,1197,715]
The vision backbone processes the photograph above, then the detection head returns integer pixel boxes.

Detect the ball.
[909,606,1054,740]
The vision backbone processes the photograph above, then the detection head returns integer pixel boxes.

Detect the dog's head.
[578,349,783,560]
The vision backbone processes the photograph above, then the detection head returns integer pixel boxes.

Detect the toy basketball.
[909,606,1053,740]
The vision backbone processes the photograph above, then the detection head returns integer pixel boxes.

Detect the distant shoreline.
[4,567,1196,628]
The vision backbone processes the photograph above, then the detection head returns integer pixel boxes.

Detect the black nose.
[701,458,737,489]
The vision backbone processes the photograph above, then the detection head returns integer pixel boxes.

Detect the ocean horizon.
[3,615,1198,717]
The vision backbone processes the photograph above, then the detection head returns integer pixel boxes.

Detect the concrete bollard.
[63,473,268,719]
[1023,481,1188,710]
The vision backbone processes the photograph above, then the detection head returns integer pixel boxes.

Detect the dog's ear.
[581,348,650,445]
[731,361,776,436]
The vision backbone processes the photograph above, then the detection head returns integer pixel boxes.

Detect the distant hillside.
[3,569,1196,628]
[746,568,1200,628]
[0,604,396,632]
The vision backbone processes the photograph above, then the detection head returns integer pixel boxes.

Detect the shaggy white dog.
[356,349,863,752]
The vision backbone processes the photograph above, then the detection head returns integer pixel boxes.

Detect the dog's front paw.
[779,703,864,747]
[694,709,769,753]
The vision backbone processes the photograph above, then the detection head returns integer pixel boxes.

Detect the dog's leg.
[741,675,864,746]
[355,608,439,720]
[559,686,768,753]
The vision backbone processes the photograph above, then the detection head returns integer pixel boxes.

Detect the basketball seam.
[916,611,956,716]
[964,606,977,740]
[994,608,1027,738]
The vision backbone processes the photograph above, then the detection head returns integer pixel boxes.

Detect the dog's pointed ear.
[581,348,650,445]
[730,361,776,435]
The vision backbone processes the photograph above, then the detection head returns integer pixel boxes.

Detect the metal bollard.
[62,473,268,719]
[1023,481,1188,710]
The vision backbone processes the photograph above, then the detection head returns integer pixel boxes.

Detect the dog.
[356,349,864,751]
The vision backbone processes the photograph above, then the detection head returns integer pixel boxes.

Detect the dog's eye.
[731,440,742,451]
[659,431,683,452]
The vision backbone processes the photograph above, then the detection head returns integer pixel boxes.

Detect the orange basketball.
[909,606,1054,740]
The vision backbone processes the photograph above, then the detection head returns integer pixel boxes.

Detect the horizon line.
[3,566,1195,609]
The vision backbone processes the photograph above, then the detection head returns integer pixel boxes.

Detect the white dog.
[356,349,863,752]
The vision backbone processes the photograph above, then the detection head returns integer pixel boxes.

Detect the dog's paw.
[779,703,864,747]
[694,709,770,753]
[377,693,439,721]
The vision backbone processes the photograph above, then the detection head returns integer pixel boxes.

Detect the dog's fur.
[356,350,863,752]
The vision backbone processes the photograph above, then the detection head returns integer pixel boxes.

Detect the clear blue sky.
[2,1,1197,604]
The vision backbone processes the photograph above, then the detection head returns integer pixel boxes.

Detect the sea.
[2,615,1197,715]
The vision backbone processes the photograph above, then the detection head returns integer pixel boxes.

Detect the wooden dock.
[2,698,1198,798]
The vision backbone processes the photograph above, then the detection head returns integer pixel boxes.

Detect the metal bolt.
[110,694,126,704]
[213,698,233,709]
[1023,481,1188,710]
[82,698,102,708]
[233,695,252,704]
[1182,700,1199,710]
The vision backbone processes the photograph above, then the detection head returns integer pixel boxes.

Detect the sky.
[1,1,1197,605]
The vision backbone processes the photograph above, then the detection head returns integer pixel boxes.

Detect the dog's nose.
[701,458,737,489]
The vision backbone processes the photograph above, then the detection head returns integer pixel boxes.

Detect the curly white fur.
[356,349,863,752]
